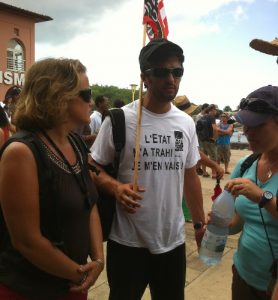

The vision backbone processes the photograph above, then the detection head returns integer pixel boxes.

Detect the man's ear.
[140,72,146,82]
[141,72,149,89]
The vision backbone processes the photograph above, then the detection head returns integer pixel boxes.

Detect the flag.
[143,0,169,40]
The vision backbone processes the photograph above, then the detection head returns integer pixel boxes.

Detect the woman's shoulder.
[1,141,36,166]
[231,153,258,179]
[0,135,39,168]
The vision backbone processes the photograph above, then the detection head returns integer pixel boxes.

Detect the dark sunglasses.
[239,97,278,114]
[144,67,184,78]
[78,89,92,103]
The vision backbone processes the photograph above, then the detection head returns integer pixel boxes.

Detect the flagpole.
[133,24,146,192]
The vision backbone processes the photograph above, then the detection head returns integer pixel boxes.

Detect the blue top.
[216,123,231,145]
[231,156,278,291]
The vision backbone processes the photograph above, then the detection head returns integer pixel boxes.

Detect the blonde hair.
[14,58,87,130]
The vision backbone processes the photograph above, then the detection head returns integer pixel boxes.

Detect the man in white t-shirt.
[90,38,205,300]
[89,95,109,143]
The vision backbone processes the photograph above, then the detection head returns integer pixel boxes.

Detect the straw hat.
[174,95,199,116]
[249,37,278,56]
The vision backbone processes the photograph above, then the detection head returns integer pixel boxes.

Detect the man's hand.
[114,183,145,213]
[213,164,224,179]
[194,227,206,250]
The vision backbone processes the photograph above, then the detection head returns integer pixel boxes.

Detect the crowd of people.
[0,37,276,300]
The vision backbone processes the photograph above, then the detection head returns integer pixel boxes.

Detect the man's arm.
[218,124,233,136]
[184,166,206,248]
[212,123,218,141]
[184,166,205,224]
[199,150,224,178]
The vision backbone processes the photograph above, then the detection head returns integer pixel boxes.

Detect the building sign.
[0,71,25,86]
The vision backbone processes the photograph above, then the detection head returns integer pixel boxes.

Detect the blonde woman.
[0,58,103,300]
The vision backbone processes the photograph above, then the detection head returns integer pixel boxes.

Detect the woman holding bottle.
[226,85,278,300]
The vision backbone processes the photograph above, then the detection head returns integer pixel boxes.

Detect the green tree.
[91,84,139,106]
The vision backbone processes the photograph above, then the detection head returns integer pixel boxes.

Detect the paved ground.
[88,148,251,300]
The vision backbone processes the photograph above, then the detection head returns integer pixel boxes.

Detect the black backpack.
[196,115,211,141]
[96,108,126,241]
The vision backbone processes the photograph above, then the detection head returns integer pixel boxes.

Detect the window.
[6,39,25,72]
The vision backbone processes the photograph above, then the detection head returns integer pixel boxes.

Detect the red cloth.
[211,181,223,201]
[2,126,9,143]
[0,284,87,300]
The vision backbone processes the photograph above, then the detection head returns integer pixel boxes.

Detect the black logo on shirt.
[174,131,183,151]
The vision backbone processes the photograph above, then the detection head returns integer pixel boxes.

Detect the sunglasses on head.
[78,89,92,103]
[239,97,278,114]
[144,67,184,78]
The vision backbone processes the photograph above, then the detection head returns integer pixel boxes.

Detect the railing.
[6,57,25,72]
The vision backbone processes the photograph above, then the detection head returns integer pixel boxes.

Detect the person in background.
[2,86,20,134]
[194,103,209,175]
[194,102,209,123]
[0,58,104,300]
[196,104,219,178]
[89,95,109,142]
[113,99,125,108]
[0,105,10,146]
[226,85,278,300]
[75,99,96,148]
[90,38,205,300]
[216,113,233,174]
[174,96,224,179]
[175,95,224,223]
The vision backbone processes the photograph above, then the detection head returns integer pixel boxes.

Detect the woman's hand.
[225,178,262,203]
[70,260,104,293]
[114,183,145,213]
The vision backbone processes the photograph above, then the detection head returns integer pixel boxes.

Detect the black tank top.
[0,135,98,299]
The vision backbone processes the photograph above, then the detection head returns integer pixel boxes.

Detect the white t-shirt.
[89,111,102,134]
[91,100,200,254]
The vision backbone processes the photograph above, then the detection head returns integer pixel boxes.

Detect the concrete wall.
[0,9,35,100]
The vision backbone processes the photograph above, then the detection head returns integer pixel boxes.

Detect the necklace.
[40,130,92,208]
[266,160,278,179]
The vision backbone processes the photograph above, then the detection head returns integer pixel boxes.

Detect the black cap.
[235,85,278,127]
[139,38,183,71]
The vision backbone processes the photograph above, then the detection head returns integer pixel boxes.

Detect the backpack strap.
[107,108,126,177]
[108,108,126,153]
[240,152,261,177]
[69,131,90,157]
[69,131,101,175]
[0,130,64,248]
[0,130,50,176]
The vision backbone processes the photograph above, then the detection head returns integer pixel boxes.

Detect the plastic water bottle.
[199,189,235,265]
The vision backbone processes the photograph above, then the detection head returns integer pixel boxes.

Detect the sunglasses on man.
[144,67,184,78]
[79,89,92,103]
[239,97,278,114]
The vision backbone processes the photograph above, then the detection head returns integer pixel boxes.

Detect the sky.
[3,0,278,110]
